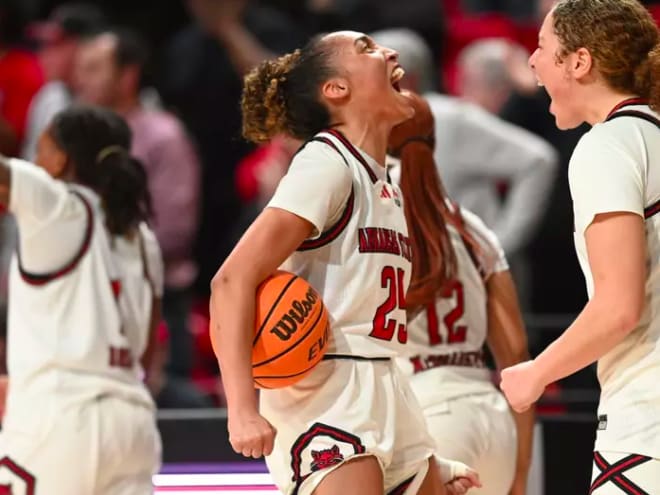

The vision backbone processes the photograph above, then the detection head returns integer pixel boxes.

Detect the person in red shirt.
[0,0,44,154]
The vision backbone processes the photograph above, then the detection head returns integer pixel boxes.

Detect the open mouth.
[391,66,404,92]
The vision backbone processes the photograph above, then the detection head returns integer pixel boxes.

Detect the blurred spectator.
[75,29,207,407]
[22,3,105,161]
[456,38,529,115]
[0,0,44,155]
[499,0,590,315]
[373,29,557,290]
[160,0,305,297]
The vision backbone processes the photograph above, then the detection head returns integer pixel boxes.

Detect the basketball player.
[0,105,162,494]
[388,92,533,495]
[499,1,660,492]
[210,32,479,495]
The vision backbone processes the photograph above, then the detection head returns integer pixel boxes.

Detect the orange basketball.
[252,271,330,389]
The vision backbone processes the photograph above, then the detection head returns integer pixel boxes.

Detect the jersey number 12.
[426,280,467,345]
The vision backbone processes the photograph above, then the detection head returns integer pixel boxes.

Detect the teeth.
[391,67,405,83]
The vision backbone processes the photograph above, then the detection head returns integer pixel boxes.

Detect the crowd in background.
[0,0,659,408]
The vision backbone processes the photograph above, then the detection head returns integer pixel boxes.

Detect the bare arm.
[486,271,534,494]
[501,212,646,412]
[533,212,645,383]
[210,207,314,455]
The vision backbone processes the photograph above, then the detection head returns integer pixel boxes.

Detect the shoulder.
[459,207,500,248]
[457,205,508,273]
[570,118,646,175]
[138,222,160,247]
[290,138,351,174]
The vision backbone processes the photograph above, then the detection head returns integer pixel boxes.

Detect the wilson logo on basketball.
[270,288,319,341]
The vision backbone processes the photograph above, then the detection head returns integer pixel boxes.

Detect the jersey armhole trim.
[296,136,355,252]
[18,190,94,286]
[605,110,660,220]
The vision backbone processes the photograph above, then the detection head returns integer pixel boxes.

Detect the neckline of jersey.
[606,97,648,120]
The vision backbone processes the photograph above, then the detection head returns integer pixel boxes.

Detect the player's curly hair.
[552,0,660,112]
[390,92,484,314]
[242,36,337,143]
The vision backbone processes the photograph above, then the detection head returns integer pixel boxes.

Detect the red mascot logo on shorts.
[311,445,344,471]
[290,423,365,495]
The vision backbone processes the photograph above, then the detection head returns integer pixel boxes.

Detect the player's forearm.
[533,296,640,386]
[210,269,258,413]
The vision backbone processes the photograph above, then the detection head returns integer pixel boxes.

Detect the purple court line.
[160,462,269,474]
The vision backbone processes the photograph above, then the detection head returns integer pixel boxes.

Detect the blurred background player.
[370,28,557,311]
[501,1,660,493]
[0,105,162,493]
[390,92,533,495]
[75,28,207,408]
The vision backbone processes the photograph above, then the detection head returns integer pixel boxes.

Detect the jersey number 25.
[370,266,407,344]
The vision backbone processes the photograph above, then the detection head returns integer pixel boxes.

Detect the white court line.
[153,473,274,487]
[155,491,279,495]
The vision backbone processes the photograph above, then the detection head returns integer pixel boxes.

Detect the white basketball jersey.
[569,100,660,458]
[4,159,160,422]
[401,207,508,404]
[268,130,412,358]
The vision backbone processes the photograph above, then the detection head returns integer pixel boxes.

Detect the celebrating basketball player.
[0,105,162,493]
[499,1,660,492]
[389,92,534,495]
[210,32,479,495]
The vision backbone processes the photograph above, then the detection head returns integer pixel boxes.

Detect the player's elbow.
[605,298,644,337]
[614,306,643,336]
[210,265,234,295]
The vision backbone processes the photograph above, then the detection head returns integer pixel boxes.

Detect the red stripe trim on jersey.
[325,128,379,183]
[645,199,660,219]
[18,190,94,286]
[604,110,660,221]
[296,135,355,251]
[606,97,649,119]
[606,109,660,127]
[297,188,354,251]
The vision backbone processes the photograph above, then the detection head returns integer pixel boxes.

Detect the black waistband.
[322,354,391,362]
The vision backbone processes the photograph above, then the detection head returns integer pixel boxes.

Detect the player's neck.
[582,85,639,125]
[332,120,390,167]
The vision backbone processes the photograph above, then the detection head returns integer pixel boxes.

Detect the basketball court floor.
[154,462,279,494]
